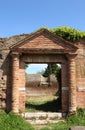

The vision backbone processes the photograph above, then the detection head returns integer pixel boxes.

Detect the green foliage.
[25,64,29,69]
[39,108,85,130]
[43,64,61,78]
[43,64,61,90]
[49,26,85,42]
[0,111,35,130]
[77,107,85,117]
[66,109,85,126]
[0,108,85,130]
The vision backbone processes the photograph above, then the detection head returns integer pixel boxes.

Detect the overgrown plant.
[50,26,85,42]
[49,26,85,42]
[40,108,85,130]
[0,111,35,130]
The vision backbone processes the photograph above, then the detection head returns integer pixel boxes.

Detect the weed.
[0,111,35,130]
[38,108,85,130]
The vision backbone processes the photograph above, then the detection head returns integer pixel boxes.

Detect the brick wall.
[0,31,85,114]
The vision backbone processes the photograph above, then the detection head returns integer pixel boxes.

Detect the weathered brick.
[0,29,85,114]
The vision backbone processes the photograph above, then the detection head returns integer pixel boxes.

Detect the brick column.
[68,55,76,113]
[11,52,19,114]
[62,61,69,113]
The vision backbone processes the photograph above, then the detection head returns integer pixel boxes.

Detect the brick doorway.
[6,29,77,114]
[11,53,70,114]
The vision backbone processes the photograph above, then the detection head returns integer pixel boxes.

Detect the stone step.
[26,119,64,124]
[22,112,64,124]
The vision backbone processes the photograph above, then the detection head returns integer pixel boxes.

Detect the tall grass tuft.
[0,110,35,130]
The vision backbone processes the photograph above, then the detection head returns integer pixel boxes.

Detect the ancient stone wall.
[75,40,85,108]
[0,50,10,110]
[0,34,28,111]
[26,74,59,96]
[0,30,85,114]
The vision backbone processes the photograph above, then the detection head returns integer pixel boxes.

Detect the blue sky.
[0,0,85,73]
[26,64,47,74]
[0,0,85,37]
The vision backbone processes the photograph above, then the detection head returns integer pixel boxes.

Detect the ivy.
[49,26,85,42]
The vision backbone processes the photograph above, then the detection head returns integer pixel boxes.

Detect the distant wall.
[25,74,59,96]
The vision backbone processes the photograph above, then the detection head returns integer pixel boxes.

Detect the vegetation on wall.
[49,26,85,42]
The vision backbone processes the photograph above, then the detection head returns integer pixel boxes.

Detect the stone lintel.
[19,88,25,91]
[77,87,85,91]
[13,48,66,54]
[11,51,19,56]
[62,87,69,91]
[69,126,85,130]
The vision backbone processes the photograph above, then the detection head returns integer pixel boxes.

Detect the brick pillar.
[11,52,19,114]
[19,61,26,112]
[68,55,76,113]
[62,61,69,113]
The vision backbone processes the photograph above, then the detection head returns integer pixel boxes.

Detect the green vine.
[49,26,85,42]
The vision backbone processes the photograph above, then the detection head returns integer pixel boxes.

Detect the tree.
[43,63,61,82]
[25,64,29,69]
[43,63,61,98]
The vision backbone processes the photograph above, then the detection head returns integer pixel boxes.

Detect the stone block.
[69,126,85,130]
[2,93,6,99]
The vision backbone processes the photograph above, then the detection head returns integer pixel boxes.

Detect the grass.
[25,96,85,130]
[25,95,61,112]
[38,108,85,130]
[0,110,35,130]
[0,108,85,130]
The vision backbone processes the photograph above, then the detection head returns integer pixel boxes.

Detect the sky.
[0,0,85,73]
[26,64,47,74]
[0,0,85,37]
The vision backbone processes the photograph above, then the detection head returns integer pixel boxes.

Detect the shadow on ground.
[26,98,61,112]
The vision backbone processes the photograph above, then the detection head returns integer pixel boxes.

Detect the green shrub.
[77,107,85,117]
[66,108,85,126]
[39,108,85,130]
[0,108,85,130]
[0,111,35,130]
[39,26,85,42]
[50,26,85,42]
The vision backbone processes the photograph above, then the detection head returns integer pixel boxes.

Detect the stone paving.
[22,112,64,124]
[69,126,85,130]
